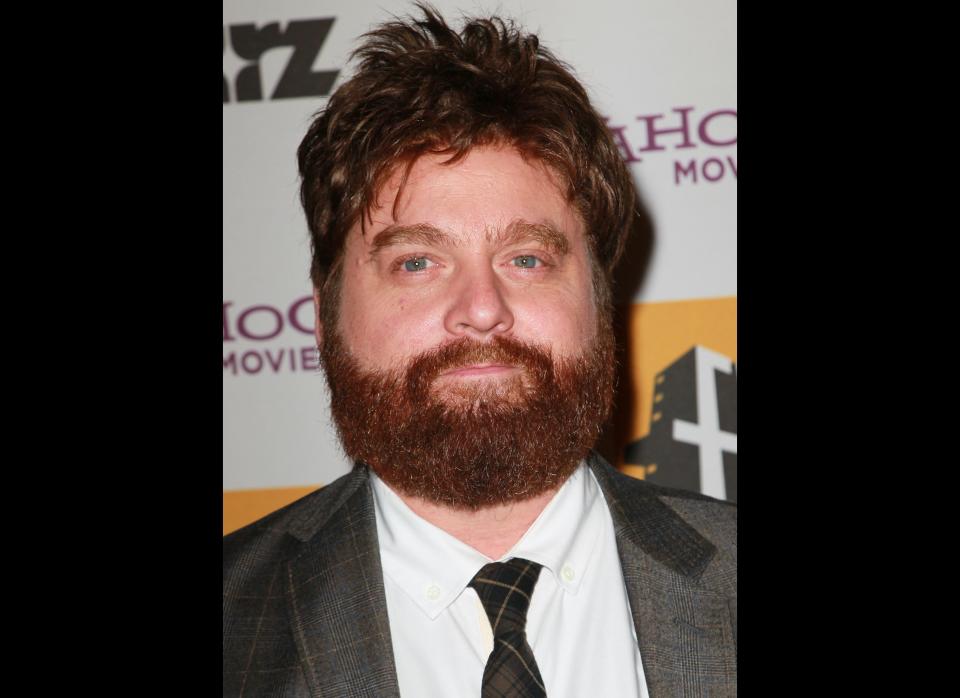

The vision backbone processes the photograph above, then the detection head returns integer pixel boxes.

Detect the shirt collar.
[506,463,605,596]
[370,462,605,619]
[371,471,490,620]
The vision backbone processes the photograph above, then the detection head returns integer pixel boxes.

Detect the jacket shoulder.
[588,452,736,586]
[223,467,368,587]
[614,467,736,544]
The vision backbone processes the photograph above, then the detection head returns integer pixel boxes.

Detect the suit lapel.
[589,453,737,697]
[284,466,401,698]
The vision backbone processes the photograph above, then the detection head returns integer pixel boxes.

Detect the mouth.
[439,363,520,378]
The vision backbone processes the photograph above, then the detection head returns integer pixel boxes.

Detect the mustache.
[404,335,554,394]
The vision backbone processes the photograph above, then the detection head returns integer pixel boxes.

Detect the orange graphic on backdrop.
[598,296,736,478]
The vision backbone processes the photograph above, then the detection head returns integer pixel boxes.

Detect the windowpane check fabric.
[469,558,547,698]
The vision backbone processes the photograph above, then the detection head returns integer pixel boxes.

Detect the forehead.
[359,146,584,246]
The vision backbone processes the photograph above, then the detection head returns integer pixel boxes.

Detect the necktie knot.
[469,557,543,637]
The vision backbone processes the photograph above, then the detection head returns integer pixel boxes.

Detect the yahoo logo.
[605,106,737,163]
[222,297,314,342]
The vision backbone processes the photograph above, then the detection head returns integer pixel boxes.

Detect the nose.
[443,263,514,340]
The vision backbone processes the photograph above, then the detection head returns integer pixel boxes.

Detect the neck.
[397,487,562,560]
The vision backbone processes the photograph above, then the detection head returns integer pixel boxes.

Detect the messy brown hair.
[298,3,636,320]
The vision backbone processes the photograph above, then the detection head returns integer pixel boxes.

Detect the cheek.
[339,287,442,367]
[514,293,596,354]
[520,265,599,352]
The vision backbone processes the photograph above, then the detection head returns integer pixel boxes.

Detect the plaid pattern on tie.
[469,558,547,698]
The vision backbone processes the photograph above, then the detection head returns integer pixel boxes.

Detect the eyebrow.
[369,220,571,257]
[490,221,571,255]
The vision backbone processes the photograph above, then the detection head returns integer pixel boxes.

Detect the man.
[223,5,736,697]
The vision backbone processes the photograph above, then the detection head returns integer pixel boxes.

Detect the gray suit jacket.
[223,452,737,696]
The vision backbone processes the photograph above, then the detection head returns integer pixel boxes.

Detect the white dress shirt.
[371,463,649,697]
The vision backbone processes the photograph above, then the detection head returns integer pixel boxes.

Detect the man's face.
[335,145,599,378]
[317,145,615,509]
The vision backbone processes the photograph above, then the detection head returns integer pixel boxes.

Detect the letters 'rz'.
[223,19,339,102]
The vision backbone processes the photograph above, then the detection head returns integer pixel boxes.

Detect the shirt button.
[561,565,575,582]
[426,584,441,601]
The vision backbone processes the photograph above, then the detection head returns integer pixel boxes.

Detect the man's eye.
[512,255,544,269]
[402,257,433,272]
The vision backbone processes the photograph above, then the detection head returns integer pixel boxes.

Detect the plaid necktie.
[469,558,547,697]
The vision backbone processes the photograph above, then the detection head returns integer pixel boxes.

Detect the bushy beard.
[320,319,615,510]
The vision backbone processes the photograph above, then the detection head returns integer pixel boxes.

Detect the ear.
[312,287,324,350]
